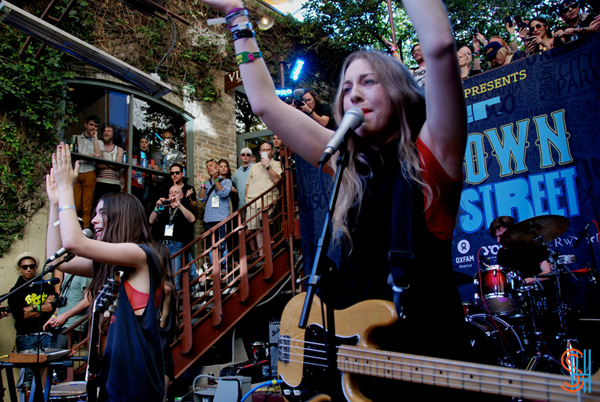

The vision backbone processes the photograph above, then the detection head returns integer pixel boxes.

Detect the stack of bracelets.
[207,7,263,66]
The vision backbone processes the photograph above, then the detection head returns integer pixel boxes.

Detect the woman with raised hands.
[46,143,164,401]
[199,0,472,398]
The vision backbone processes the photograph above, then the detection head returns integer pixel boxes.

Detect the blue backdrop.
[454,33,600,314]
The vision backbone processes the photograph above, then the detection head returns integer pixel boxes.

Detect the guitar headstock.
[93,271,122,318]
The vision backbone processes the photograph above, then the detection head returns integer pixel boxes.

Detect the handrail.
[173,150,298,354]
[56,148,300,376]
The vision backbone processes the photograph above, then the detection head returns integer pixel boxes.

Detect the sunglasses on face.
[241,153,251,157]
[170,171,182,175]
[20,264,36,270]
[531,23,543,30]
[560,3,578,12]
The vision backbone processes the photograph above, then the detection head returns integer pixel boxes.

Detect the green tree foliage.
[0,27,75,255]
[301,0,562,66]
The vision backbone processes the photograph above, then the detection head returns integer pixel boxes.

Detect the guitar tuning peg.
[103,311,110,318]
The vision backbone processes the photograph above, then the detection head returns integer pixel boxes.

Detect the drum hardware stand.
[524,245,577,375]
[521,282,568,374]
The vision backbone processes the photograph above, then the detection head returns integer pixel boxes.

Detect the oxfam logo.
[457,240,470,255]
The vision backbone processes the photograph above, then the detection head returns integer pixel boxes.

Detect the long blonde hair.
[331,51,431,248]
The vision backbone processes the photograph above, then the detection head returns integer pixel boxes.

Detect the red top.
[124,280,150,311]
[417,138,463,242]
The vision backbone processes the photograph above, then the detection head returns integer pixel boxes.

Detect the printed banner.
[453,33,600,312]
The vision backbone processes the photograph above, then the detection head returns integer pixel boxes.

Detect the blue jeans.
[204,221,228,270]
[165,241,199,293]
[15,333,52,388]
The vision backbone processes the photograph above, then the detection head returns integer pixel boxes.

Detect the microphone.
[573,221,591,248]
[47,228,94,262]
[318,107,364,165]
[29,277,60,287]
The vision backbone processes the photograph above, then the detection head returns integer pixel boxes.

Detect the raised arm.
[403,0,466,179]
[46,168,94,278]
[52,144,148,271]
[199,0,333,167]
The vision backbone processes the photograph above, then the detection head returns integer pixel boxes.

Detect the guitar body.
[86,274,121,402]
[279,293,397,402]
[279,293,600,402]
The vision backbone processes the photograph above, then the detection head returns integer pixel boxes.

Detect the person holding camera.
[295,89,337,130]
[524,17,555,55]
[197,159,233,272]
[150,185,198,293]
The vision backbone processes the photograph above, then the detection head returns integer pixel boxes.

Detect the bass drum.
[465,314,525,369]
[49,381,87,401]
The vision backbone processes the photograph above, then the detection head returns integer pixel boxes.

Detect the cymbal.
[500,215,569,250]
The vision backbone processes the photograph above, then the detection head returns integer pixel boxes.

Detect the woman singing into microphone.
[198,0,471,398]
[46,144,164,401]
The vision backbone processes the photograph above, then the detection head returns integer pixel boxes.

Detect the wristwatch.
[265,165,270,170]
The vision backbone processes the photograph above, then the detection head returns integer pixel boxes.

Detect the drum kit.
[463,215,597,373]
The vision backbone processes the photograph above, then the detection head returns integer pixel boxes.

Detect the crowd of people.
[2,0,598,400]
[384,0,599,85]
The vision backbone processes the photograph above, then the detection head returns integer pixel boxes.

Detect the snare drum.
[474,266,522,315]
[466,314,525,369]
[49,381,87,401]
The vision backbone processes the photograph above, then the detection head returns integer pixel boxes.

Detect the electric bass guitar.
[86,273,121,402]
[278,293,600,402]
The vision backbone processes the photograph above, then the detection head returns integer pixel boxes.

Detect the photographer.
[149,185,198,293]
[295,89,336,130]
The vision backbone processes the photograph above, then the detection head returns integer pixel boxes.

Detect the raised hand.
[197,0,244,15]
[46,169,60,207]
[52,143,80,190]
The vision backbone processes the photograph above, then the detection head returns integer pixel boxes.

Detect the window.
[65,81,192,214]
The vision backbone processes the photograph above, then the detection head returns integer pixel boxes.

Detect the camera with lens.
[163,200,172,206]
[293,97,305,109]
[55,296,67,308]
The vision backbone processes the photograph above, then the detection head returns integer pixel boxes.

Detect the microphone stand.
[299,136,352,380]
[0,254,75,401]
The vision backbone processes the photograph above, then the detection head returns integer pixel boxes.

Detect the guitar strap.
[387,165,416,319]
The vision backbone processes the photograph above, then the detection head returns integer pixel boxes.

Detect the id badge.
[211,196,220,208]
[164,224,174,237]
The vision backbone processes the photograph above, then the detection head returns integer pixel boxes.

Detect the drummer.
[490,216,552,284]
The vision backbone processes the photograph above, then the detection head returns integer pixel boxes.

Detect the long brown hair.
[332,50,430,248]
[217,159,232,180]
[88,193,156,300]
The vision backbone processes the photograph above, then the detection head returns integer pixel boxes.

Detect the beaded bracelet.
[232,30,255,42]
[58,205,77,213]
[230,22,253,33]
[236,51,262,66]
[207,7,248,27]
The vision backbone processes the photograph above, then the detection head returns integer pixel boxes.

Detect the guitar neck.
[338,345,600,401]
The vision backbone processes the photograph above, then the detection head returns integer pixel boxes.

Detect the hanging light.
[257,15,274,30]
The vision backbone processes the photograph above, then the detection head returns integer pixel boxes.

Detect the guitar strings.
[279,338,600,400]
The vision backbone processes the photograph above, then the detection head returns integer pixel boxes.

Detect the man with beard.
[93,124,123,206]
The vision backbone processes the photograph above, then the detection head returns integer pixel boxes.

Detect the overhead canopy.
[0,1,172,98]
